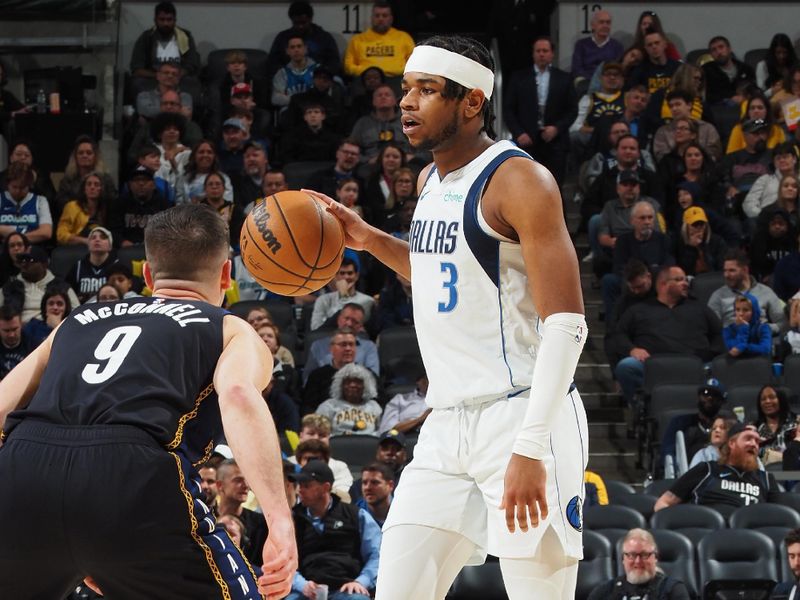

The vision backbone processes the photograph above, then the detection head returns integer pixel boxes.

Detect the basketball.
[239,191,345,296]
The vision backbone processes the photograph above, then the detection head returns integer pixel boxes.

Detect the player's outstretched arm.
[0,327,56,435]
[486,159,587,533]
[215,315,297,600]
[303,188,411,280]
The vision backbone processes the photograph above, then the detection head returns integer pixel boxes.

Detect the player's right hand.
[500,453,548,533]
[303,189,374,252]
[258,515,298,600]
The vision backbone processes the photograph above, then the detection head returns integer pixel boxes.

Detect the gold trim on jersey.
[167,383,215,450]
[170,451,231,599]
[193,439,215,467]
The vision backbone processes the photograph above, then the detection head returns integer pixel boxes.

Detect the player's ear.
[220,259,232,291]
[143,261,154,289]
[464,88,486,118]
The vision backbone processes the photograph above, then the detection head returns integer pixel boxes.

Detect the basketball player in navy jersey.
[308,35,588,600]
[0,205,297,599]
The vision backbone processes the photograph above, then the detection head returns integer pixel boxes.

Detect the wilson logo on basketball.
[253,210,282,254]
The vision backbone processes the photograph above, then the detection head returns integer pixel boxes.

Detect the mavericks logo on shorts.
[566,495,583,532]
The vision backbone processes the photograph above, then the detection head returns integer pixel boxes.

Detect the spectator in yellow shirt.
[343,2,414,78]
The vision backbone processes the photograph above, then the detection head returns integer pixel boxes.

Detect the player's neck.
[152,284,219,305]
[432,132,493,177]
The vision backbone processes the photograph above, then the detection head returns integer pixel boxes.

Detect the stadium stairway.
[564,182,646,486]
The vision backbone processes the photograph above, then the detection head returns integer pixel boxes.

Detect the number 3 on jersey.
[81,326,142,384]
[438,262,458,313]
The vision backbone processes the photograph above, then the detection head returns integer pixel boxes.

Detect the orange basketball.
[239,191,345,296]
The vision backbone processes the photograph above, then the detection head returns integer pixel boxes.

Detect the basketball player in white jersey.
[307,35,587,600]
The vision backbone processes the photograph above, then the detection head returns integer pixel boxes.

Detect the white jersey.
[410,141,541,408]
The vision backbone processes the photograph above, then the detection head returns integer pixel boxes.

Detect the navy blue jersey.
[4,297,229,464]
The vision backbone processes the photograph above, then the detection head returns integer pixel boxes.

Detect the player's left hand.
[258,515,298,599]
[500,453,548,533]
[340,581,369,594]
[83,576,103,595]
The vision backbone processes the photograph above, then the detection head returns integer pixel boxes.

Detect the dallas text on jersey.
[408,219,458,254]
[73,300,211,328]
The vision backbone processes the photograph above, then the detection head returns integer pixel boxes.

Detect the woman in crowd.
[56,135,117,214]
[665,142,721,213]
[0,162,53,244]
[95,283,121,303]
[689,411,738,468]
[335,177,363,218]
[754,385,796,464]
[150,112,191,192]
[386,167,416,213]
[657,119,703,198]
[744,142,799,219]
[176,139,233,205]
[362,142,407,225]
[256,321,300,402]
[22,284,72,348]
[201,171,244,248]
[316,363,383,436]
[0,231,28,284]
[671,180,738,246]
[56,172,108,245]
[0,140,56,202]
[620,47,643,81]
[728,92,786,154]
[675,206,728,276]
[757,34,798,98]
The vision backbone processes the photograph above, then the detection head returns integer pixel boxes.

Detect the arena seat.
[576,531,614,600]
[447,558,507,600]
[774,492,800,514]
[784,355,800,398]
[283,160,334,190]
[328,435,379,473]
[698,529,777,596]
[650,504,727,546]
[49,244,87,278]
[584,505,646,548]
[643,355,705,395]
[605,479,636,503]
[711,355,774,388]
[614,493,656,521]
[116,244,146,271]
[689,271,724,305]
[729,503,800,530]
[644,479,675,498]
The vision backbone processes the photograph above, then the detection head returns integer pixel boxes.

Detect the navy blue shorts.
[0,420,262,599]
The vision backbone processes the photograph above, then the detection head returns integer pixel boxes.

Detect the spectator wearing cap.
[591,168,663,278]
[0,305,31,380]
[587,528,691,600]
[655,422,779,517]
[570,10,623,83]
[135,143,176,206]
[129,1,200,82]
[378,372,429,434]
[743,142,800,220]
[0,246,79,324]
[675,205,728,276]
[267,1,341,79]
[217,118,250,176]
[357,462,394,527]
[217,51,268,116]
[349,430,408,503]
[108,165,170,247]
[702,36,756,106]
[504,36,576,185]
[343,2,414,79]
[315,363,382,437]
[652,91,721,162]
[708,249,786,334]
[231,141,270,209]
[290,415,354,500]
[661,378,728,465]
[583,133,662,228]
[279,102,341,164]
[719,118,772,207]
[0,162,52,245]
[135,62,194,121]
[571,61,625,160]
[608,265,724,407]
[286,66,347,133]
[289,459,380,600]
[227,83,272,142]
[271,35,317,110]
[65,227,119,303]
[727,93,785,155]
[668,180,739,247]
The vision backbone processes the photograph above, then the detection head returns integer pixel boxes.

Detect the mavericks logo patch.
[566,495,583,532]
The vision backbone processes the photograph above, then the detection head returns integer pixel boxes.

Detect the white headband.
[404,45,494,100]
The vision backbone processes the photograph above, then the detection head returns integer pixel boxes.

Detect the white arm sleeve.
[512,312,587,460]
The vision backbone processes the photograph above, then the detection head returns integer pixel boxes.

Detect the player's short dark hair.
[416,35,496,139]
[155,1,176,17]
[145,204,230,283]
[786,528,800,547]
[665,90,693,105]
[709,35,730,48]
[362,461,395,482]
[0,304,21,321]
[724,249,750,268]
[296,439,331,462]
[623,259,649,282]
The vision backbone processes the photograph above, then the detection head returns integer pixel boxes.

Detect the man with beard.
[719,118,772,205]
[660,378,727,466]
[772,529,800,598]
[108,166,170,247]
[232,141,269,208]
[349,430,408,504]
[357,462,395,527]
[654,423,780,517]
[587,529,690,600]
[197,462,218,506]
[702,36,755,106]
